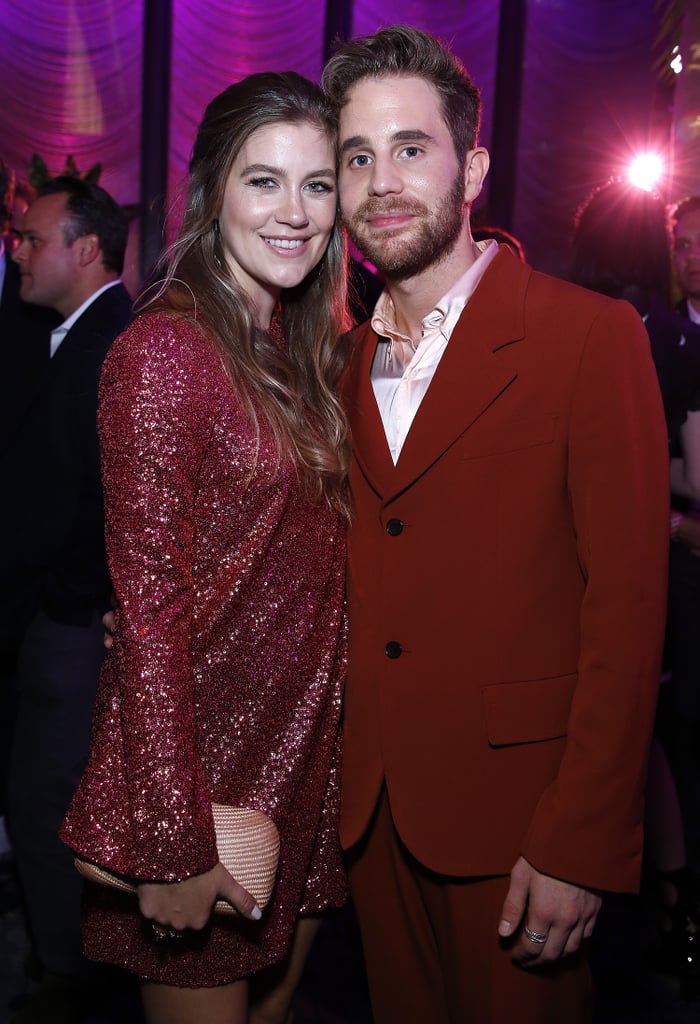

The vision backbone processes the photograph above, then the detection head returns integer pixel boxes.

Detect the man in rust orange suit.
[323,26,670,1024]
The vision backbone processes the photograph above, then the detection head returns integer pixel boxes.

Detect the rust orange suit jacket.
[341,247,669,893]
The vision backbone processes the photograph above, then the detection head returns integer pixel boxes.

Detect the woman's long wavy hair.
[141,72,352,516]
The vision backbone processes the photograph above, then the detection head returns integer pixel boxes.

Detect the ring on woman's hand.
[523,925,548,944]
[151,922,184,942]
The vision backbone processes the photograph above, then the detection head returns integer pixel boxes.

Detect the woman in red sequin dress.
[61,72,351,1023]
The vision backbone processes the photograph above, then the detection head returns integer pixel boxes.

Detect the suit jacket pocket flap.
[461,415,557,459]
[483,672,577,747]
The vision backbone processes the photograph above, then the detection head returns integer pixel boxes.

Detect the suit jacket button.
[385,641,402,659]
[386,518,404,536]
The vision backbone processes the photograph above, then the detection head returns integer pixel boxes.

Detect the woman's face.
[219,120,337,326]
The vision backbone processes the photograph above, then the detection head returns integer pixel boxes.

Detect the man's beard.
[344,171,466,280]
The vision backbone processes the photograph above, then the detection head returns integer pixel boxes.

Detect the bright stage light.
[627,153,664,192]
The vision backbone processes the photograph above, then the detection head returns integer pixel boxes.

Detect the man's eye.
[400,146,421,158]
[349,154,371,168]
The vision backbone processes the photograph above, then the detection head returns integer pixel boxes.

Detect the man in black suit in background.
[3,176,132,1023]
[0,163,58,610]
[0,163,58,831]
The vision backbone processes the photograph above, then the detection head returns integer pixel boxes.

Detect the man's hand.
[498,856,602,966]
[677,511,700,557]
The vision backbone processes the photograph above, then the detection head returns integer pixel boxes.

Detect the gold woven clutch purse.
[74,804,280,915]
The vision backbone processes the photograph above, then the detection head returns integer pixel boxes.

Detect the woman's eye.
[305,181,334,194]
[248,177,276,190]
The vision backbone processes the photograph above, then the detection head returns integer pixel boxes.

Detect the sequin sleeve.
[97,314,221,880]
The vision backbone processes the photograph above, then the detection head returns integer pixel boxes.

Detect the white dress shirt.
[685,298,700,326]
[370,239,499,463]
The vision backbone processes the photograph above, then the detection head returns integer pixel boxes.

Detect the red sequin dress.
[60,312,348,986]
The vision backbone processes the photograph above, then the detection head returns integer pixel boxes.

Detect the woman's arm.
[98,316,219,882]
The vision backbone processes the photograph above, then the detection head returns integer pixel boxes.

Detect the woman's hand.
[138,861,262,933]
[102,608,116,650]
[675,509,700,556]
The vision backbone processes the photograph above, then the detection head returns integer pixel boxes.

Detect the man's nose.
[369,156,402,197]
[12,239,27,262]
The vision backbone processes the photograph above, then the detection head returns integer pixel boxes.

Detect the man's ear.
[463,147,490,203]
[75,232,100,267]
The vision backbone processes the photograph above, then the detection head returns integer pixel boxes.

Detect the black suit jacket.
[643,297,700,453]
[0,256,59,443]
[0,281,133,650]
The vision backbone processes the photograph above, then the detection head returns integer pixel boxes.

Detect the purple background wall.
[0,0,686,288]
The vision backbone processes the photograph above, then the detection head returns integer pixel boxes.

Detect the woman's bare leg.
[141,978,248,1024]
[250,916,322,1024]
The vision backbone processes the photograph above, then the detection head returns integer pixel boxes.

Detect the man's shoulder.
[66,282,133,346]
[527,265,618,310]
[452,253,649,378]
[514,263,642,335]
[472,246,618,321]
[77,281,132,325]
[460,250,631,343]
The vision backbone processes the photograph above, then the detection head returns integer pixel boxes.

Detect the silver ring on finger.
[523,925,548,944]
[151,922,184,942]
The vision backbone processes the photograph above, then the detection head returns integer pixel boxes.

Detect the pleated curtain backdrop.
[0,0,679,285]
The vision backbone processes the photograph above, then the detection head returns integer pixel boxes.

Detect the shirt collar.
[687,299,700,325]
[371,238,499,345]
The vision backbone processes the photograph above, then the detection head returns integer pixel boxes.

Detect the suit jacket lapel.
[342,320,395,496]
[348,247,531,501]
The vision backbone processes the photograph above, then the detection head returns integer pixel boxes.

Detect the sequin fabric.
[60,312,348,985]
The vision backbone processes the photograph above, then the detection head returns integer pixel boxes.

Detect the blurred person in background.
[0,160,57,848]
[571,178,700,991]
[5,175,131,1024]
